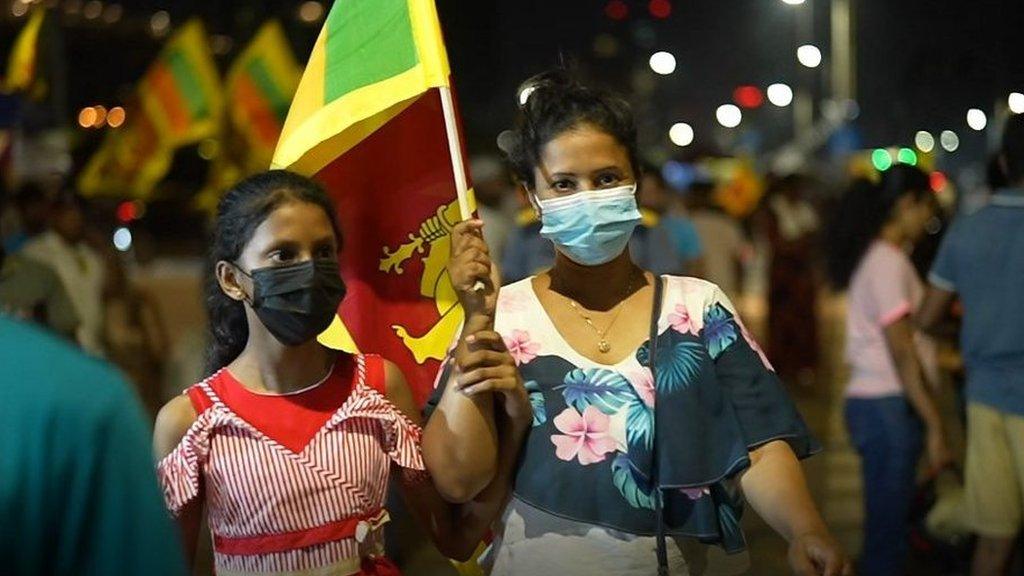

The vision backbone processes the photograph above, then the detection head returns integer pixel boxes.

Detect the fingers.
[461,377,520,396]
[456,366,517,390]
[464,330,507,350]
[788,547,817,576]
[454,349,509,374]
[451,220,490,255]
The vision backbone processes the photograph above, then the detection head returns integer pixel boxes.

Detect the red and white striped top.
[157,354,424,576]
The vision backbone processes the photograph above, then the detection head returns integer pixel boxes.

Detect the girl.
[826,165,952,576]
[154,171,512,575]
[423,71,850,576]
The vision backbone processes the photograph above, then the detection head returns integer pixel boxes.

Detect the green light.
[872,148,893,171]
[897,147,918,166]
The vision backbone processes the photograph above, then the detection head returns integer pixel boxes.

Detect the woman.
[826,166,952,576]
[423,71,850,576]
[763,174,821,388]
[153,171,509,575]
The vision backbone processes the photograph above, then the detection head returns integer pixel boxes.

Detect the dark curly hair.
[499,69,639,191]
[825,164,931,290]
[205,170,341,374]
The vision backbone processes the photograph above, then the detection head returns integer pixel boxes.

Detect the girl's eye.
[316,246,336,260]
[597,173,621,187]
[269,249,295,263]
[553,180,575,192]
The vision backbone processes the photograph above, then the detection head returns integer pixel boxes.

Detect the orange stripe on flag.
[234,74,282,148]
[147,64,191,135]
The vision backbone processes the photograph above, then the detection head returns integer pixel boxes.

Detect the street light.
[649,51,677,75]
[797,45,822,68]
[967,108,987,131]
[1010,93,1024,115]
[781,0,806,4]
[716,104,742,128]
[669,123,694,147]
[914,131,935,153]
[940,130,960,152]
[767,83,794,107]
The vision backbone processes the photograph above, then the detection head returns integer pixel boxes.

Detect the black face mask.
[236,259,347,346]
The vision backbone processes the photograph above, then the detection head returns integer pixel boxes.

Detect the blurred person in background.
[687,178,748,299]
[826,165,953,576]
[2,182,51,254]
[918,113,1024,576]
[102,248,170,419]
[22,189,107,355]
[471,154,517,267]
[0,314,187,576]
[638,163,704,276]
[763,174,821,388]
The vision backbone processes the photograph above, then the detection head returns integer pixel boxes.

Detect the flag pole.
[439,84,485,291]
[439,84,473,221]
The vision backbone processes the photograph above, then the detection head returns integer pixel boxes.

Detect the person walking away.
[917,113,1024,576]
[826,166,953,576]
[764,174,821,388]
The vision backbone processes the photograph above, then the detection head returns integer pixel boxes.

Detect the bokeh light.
[716,104,742,128]
[766,83,794,107]
[914,131,934,153]
[649,51,677,75]
[669,122,694,147]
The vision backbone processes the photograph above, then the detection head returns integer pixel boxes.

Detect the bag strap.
[647,275,670,576]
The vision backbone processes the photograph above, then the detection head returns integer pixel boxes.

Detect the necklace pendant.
[598,340,611,353]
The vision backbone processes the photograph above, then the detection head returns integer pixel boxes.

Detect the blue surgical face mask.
[536,184,642,266]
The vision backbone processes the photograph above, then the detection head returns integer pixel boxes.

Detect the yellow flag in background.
[80,19,222,198]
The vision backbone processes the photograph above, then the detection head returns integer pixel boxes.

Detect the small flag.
[79,107,173,198]
[3,9,45,96]
[227,20,300,172]
[273,0,473,405]
[137,19,222,146]
[194,20,301,212]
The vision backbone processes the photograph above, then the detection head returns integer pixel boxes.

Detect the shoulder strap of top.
[362,354,387,396]
[186,384,214,415]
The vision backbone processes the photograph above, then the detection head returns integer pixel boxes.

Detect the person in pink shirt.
[825,165,953,576]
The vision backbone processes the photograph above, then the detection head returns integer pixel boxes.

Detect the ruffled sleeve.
[360,354,430,482]
[703,285,820,458]
[155,409,213,517]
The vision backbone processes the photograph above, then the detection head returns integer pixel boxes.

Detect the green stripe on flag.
[323,0,418,103]
[167,49,209,119]
[246,58,290,120]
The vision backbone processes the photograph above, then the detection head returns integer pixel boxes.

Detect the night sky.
[4,0,1024,173]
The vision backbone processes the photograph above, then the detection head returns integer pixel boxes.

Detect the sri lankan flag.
[3,8,46,97]
[227,21,300,172]
[137,19,222,146]
[194,21,300,213]
[273,0,474,405]
[79,104,172,198]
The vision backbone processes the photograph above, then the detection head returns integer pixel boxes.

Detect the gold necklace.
[562,275,639,354]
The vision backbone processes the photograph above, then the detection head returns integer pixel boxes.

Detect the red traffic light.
[605,0,629,20]
[649,0,672,19]
[733,85,764,109]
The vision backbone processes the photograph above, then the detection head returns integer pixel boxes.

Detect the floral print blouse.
[429,275,817,562]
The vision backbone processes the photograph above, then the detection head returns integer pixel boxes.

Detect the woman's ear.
[217,261,249,303]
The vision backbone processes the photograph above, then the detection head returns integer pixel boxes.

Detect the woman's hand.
[453,329,532,428]
[788,531,854,576]
[449,219,499,319]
